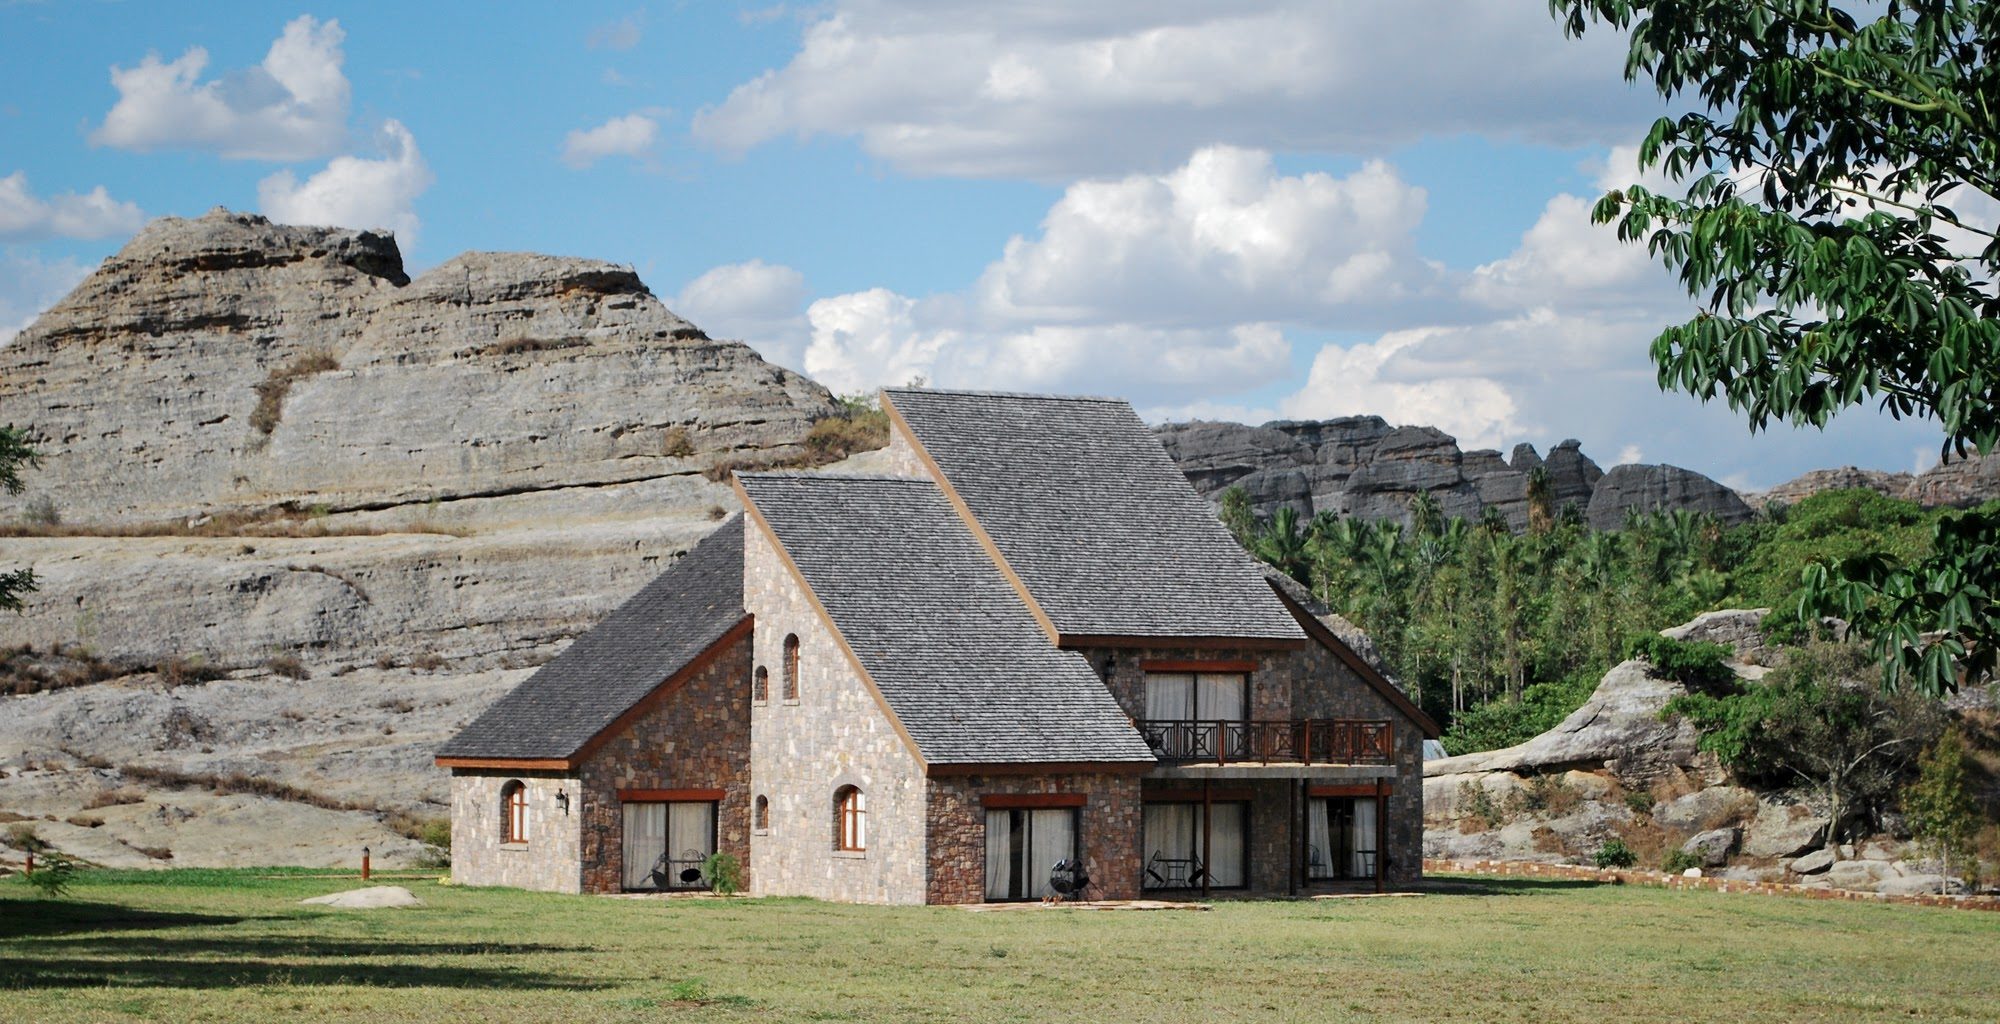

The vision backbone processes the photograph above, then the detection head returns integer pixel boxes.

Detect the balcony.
[1140,719,1394,767]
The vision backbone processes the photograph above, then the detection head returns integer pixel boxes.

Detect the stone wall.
[449,769,582,893]
[874,417,930,477]
[1293,640,1425,885]
[925,772,1144,904]
[743,519,928,904]
[575,629,753,893]
[1090,646,1294,723]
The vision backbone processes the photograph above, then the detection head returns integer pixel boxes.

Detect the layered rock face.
[1157,417,1751,529]
[0,211,839,870]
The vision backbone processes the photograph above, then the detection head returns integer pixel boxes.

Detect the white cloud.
[977,147,1444,328]
[1279,325,1530,451]
[257,120,433,246]
[802,288,958,395]
[562,113,661,168]
[93,15,350,161]
[0,253,93,347]
[588,13,644,51]
[692,1,1649,178]
[672,259,810,366]
[1616,444,1644,465]
[0,172,145,241]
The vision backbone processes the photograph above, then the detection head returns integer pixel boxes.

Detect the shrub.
[703,851,742,895]
[416,816,451,869]
[1455,781,1500,833]
[660,426,696,458]
[1626,634,1736,691]
[158,656,228,688]
[1624,791,1655,816]
[81,787,144,810]
[24,494,59,527]
[1595,837,1637,869]
[4,822,46,852]
[24,850,79,898]
[250,350,340,434]
[266,654,310,680]
[1661,848,1703,874]
[801,395,889,463]
[409,652,444,672]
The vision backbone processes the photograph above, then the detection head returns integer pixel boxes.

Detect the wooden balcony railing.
[1140,719,1395,766]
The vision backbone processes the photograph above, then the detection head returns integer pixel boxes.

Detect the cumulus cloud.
[258,119,433,246]
[693,1,1650,178]
[0,172,145,242]
[93,15,350,161]
[803,289,960,394]
[562,113,661,168]
[0,253,93,347]
[978,147,1444,329]
[672,259,811,366]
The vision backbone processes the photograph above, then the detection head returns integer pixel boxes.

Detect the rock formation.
[1157,417,1754,530]
[0,210,841,870]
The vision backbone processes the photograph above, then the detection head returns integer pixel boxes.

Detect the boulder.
[1682,827,1739,867]
[1741,803,1828,859]
[1541,440,1604,509]
[303,885,423,908]
[1905,451,2000,508]
[1788,848,1835,875]
[1586,463,1756,531]
[1654,786,1757,833]
[1748,467,1912,508]
[1425,659,1703,785]
[1876,874,1969,897]
[1823,859,1891,891]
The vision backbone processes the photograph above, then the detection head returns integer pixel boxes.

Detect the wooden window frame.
[986,805,1082,902]
[782,634,801,704]
[753,794,770,835]
[752,666,769,705]
[835,786,866,852]
[501,780,529,845]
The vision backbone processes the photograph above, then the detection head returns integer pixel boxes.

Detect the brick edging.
[1423,858,2000,912]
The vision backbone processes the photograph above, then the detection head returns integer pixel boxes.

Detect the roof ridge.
[736,471,937,484]
[881,386,1129,404]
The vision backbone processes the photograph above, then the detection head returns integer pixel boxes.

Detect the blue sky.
[0,2,1958,489]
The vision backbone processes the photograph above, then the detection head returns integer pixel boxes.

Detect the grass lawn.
[3,871,1997,1023]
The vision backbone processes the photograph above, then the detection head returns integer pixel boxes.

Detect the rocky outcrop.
[1748,466,1915,508]
[1157,417,1758,530]
[0,210,835,527]
[1746,453,2000,510]
[0,210,846,869]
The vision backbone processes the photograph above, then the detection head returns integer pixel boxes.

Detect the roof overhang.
[1057,633,1307,652]
[1268,583,1442,739]
[926,760,1156,778]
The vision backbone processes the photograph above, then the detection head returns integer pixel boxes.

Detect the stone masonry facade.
[743,518,929,904]
[575,629,753,893]
[926,772,1145,904]
[450,770,582,893]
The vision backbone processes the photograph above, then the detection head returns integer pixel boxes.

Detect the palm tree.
[1253,505,1311,585]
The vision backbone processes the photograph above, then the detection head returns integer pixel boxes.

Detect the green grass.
[3,870,1997,1023]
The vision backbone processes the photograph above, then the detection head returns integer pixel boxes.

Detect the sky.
[0,1,1960,490]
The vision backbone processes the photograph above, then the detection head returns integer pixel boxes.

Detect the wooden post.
[23,851,32,876]
[361,846,372,882]
[1201,777,1212,899]
[1288,777,1302,898]
[1373,778,1386,894]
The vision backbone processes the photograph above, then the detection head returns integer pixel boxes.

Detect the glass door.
[983,808,1078,901]
[622,801,717,891]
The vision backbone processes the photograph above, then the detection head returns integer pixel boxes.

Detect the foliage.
[1661,848,1704,874]
[1665,642,1945,843]
[22,852,79,899]
[702,851,743,896]
[416,818,452,870]
[1,424,38,612]
[1906,727,1981,888]
[1626,634,1736,690]
[802,393,890,463]
[250,351,340,435]
[1442,669,1599,756]
[1218,485,1255,546]
[3,823,46,853]
[1550,0,2000,695]
[1595,837,1638,868]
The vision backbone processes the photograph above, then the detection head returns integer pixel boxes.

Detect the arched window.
[501,780,529,844]
[782,634,801,703]
[753,795,770,834]
[835,785,866,851]
[752,666,769,705]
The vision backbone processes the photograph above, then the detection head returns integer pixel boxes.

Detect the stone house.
[436,387,1439,903]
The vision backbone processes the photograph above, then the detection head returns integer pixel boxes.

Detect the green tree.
[1253,505,1312,585]
[1,425,39,611]
[1906,727,1981,890]
[1218,486,1256,548]
[1551,1,2000,695]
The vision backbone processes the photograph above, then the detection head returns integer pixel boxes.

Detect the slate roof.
[884,388,1305,643]
[739,472,1156,765]
[436,516,747,761]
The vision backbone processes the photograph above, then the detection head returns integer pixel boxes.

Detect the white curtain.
[1352,798,1378,878]
[1206,803,1245,887]
[1196,673,1246,721]
[984,809,1013,901]
[1026,809,1076,899]
[1307,798,1333,879]
[669,802,715,882]
[622,802,667,890]
[1143,803,1245,888]
[1146,673,1194,720]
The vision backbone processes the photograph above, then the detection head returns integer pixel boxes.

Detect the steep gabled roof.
[882,387,1305,646]
[737,472,1156,767]
[436,516,748,764]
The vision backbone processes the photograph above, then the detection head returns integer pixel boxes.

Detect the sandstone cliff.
[0,211,839,870]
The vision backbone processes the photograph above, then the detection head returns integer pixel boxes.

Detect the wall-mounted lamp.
[556,789,571,815]
[1101,651,1117,683]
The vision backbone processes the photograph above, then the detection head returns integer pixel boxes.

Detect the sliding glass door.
[621,801,716,891]
[984,808,1079,901]
[1306,797,1378,881]
[1141,802,1247,889]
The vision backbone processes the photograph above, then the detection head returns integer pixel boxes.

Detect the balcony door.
[1145,672,1248,759]
[622,800,716,891]
[1305,797,1378,881]
[1141,801,1246,889]
[984,807,1078,901]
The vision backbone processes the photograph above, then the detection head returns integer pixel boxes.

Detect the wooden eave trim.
[434,757,574,771]
[1310,784,1396,798]
[1059,633,1307,652]
[567,615,755,766]
[618,788,727,802]
[733,477,931,773]
[879,392,1065,646]
[1270,583,1442,739]
[1138,658,1259,673]
[1144,788,1255,803]
[926,760,1155,777]
[980,793,1087,809]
